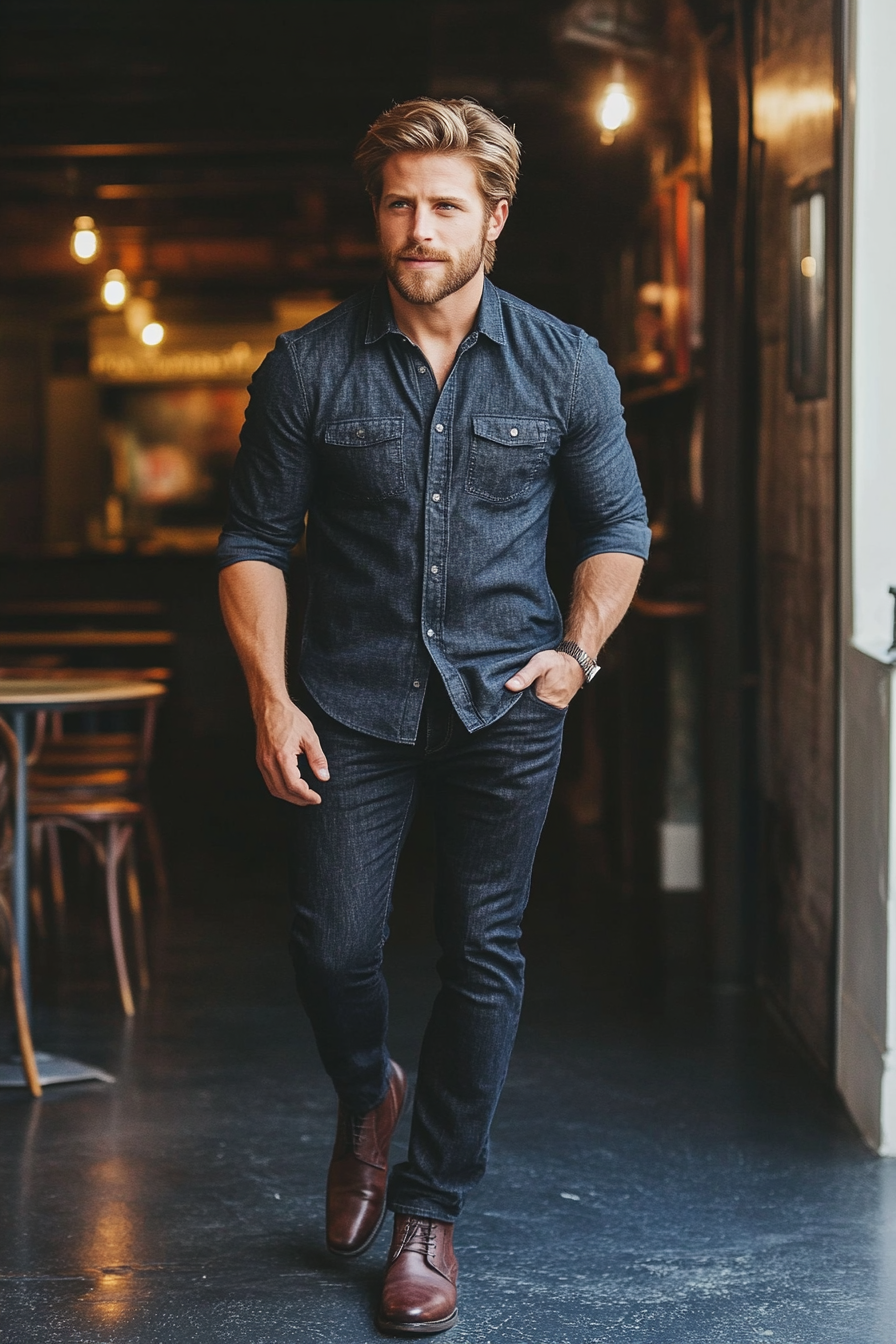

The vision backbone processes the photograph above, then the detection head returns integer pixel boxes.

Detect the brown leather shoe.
[326,1060,407,1257]
[376,1215,458,1336]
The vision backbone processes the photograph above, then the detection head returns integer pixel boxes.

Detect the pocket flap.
[472,416,548,447]
[324,417,402,447]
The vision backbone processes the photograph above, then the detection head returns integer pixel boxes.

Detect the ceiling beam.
[0,140,341,160]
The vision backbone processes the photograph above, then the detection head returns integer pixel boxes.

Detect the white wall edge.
[850,637,896,669]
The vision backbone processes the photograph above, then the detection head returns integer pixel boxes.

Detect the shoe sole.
[326,1064,409,1259]
[374,1308,458,1336]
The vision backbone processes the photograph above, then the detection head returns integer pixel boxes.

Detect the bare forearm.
[218,560,291,715]
[506,551,643,706]
[564,552,644,658]
[218,560,328,804]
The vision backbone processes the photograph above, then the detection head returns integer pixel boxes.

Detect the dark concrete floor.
[2,741,895,1344]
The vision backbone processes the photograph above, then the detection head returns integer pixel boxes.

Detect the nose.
[407,207,435,244]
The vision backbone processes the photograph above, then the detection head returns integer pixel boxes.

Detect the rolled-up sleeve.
[216,336,313,573]
[558,333,651,565]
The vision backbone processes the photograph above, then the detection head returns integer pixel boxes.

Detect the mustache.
[392,246,451,262]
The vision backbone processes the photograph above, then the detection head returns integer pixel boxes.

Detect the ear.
[486,198,510,242]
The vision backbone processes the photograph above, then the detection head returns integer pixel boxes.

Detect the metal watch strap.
[556,639,601,683]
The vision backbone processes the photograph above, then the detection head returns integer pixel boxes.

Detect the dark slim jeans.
[287,673,566,1222]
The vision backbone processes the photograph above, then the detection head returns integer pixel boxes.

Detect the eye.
[436,202,458,211]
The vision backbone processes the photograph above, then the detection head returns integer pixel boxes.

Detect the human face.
[376,152,508,306]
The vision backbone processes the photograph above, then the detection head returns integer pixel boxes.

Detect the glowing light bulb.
[71,215,100,263]
[800,255,817,278]
[101,269,129,309]
[597,63,634,144]
[141,321,165,346]
[600,85,633,131]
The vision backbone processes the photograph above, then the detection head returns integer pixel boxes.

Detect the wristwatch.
[556,639,601,684]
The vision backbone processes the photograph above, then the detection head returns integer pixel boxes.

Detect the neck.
[386,270,485,352]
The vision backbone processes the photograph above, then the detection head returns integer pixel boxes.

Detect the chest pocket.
[466,416,549,503]
[322,417,404,501]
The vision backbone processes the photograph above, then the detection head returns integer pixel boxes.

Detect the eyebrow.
[383,192,469,204]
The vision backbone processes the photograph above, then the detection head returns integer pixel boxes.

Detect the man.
[218,97,649,1336]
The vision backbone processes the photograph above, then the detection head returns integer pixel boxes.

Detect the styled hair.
[354,97,521,274]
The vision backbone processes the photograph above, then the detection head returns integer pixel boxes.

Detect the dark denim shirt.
[217,277,650,743]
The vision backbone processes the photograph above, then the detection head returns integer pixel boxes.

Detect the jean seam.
[425,717,454,755]
[377,777,419,951]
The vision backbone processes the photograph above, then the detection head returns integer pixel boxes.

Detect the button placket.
[422,385,455,646]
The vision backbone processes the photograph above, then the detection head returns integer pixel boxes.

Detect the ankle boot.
[376,1214,458,1335]
[326,1060,406,1256]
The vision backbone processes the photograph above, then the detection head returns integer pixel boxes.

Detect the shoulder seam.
[279,290,367,348]
[282,336,311,420]
[568,330,586,426]
[497,289,582,335]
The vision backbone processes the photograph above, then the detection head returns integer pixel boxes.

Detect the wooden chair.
[35,692,169,909]
[1,668,172,911]
[0,716,42,1096]
[26,791,147,1017]
[24,696,166,1016]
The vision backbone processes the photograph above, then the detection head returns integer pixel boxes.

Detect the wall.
[848,0,896,662]
[752,0,839,1063]
[0,301,45,551]
[837,0,896,1154]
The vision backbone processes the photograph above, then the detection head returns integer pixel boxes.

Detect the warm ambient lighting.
[140,321,165,346]
[597,63,634,145]
[101,269,129,309]
[70,215,100,263]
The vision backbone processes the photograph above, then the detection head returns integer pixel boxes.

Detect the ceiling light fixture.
[70,215,100,263]
[141,321,165,347]
[597,62,635,145]
[101,269,129,309]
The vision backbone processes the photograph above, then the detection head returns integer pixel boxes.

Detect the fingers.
[257,747,322,806]
[256,711,329,806]
[302,728,330,782]
[275,748,324,806]
[505,651,553,691]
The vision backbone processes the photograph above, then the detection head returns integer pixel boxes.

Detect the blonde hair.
[355,98,521,274]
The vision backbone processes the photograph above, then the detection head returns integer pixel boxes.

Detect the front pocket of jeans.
[322,416,404,500]
[527,686,569,715]
[466,416,548,502]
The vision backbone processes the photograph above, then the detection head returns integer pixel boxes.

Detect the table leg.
[11,709,30,1011]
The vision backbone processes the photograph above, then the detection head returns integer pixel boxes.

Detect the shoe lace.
[343,1109,377,1155]
[401,1218,436,1257]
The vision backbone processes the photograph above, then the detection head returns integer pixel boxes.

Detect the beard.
[382,226,489,305]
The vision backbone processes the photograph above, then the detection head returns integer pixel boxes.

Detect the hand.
[505,649,585,709]
[254,697,330,806]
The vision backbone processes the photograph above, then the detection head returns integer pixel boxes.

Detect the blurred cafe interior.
[2,0,896,1332]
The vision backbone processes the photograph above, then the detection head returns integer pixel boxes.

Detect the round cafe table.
[0,677,166,1088]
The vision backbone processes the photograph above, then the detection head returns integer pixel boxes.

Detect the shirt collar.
[364,275,506,347]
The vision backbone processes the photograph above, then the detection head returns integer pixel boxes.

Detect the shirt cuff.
[573,521,652,566]
[216,530,293,574]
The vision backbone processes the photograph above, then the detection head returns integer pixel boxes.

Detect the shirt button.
[356,428,365,437]
[426,628,435,638]
[413,679,421,688]
[510,427,519,437]
[418,365,427,374]
[431,493,441,502]
[431,565,439,574]
[435,424,444,433]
